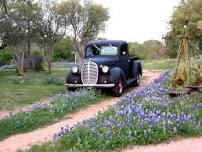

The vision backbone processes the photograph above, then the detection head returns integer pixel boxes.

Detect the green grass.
[0,69,67,110]
[142,58,202,70]
[142,59,176,70]
[0,89,106,141]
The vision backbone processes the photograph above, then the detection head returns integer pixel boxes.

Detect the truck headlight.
[72,66,78,73]
[102,66,109,73]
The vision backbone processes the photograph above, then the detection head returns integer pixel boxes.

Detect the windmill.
[171,25,191,87]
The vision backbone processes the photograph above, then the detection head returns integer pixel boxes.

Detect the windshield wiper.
[109,43,113,47]
[93,44,99,50]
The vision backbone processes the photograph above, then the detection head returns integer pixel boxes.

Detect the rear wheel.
[134,74,141,87]
[112,80,124,97]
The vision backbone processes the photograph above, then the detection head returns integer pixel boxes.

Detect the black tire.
[112,80,124,97]
[134,73,141,87]
[67,87,76,91]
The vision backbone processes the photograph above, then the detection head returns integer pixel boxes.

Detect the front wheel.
[112,80,124,97]
[67,87,76,91]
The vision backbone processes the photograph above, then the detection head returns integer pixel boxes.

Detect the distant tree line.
[136,0,202,59]
[128,40,167,60]
[1,0,201,75]
[0,0,109,75]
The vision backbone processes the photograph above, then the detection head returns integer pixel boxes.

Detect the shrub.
[53,38,75,61]
[40,75,64,85]
[0,47,12,65]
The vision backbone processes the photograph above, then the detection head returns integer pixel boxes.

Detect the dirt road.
[0,70,161,152]
[122,137,202,152]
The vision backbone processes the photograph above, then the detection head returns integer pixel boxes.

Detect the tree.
[128,40,166,60]
[53,37,75,61]
[167,0,202,57]
[128,42,147,59]
[57,0,109,58]
[0,0,7,15]
[143,40,166,59]
[0,0,41,75]
[38,0,66,73]
[23,0,42,55]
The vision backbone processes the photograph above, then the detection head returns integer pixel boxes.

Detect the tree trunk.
[3,0,7,14]
[12,50,25,76]
[75,44,84,60]
[27,39,31,55]
[18,64,24,76]
[27,18,31,55]
[14,58,24,76]
[47,58,52,74]
[45,44,53,74]
[71,39,84,60]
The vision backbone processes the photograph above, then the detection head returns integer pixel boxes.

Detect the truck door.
[119,43,129,79]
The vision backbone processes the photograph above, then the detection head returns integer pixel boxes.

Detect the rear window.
[100,46,118,55]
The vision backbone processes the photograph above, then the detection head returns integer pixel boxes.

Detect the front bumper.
[65,83,115,88]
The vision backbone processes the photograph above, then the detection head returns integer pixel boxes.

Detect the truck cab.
[65,40,142,97]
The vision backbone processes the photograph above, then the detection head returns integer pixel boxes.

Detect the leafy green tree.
[38,0,67,73]
[0,0,41,75]
[23,0,42,55]
[129,40,166,60]
[57,0,109,58]
[143,40,166,59]
[53,37,75,61]
[167,0,202,57]
[128,42,147,59]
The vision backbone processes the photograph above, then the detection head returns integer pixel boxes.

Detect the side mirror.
[122,51,127,55]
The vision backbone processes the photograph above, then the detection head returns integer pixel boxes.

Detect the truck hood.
[84,56,118,66]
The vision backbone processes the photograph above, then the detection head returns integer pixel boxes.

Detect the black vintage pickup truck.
[65,40,142,97]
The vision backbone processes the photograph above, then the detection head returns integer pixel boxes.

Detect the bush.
[53,38,75,61]
[0,47,12,65]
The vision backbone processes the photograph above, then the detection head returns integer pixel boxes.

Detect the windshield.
[85,45,118,57]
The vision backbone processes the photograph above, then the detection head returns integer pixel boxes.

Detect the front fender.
[109,67,126,86]
[66,71,82,84]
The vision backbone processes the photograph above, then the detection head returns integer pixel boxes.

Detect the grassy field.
[0,89,104,140]
[1,59,201,110]
[142,58,202,70]
[142,59,176,70]
[0,64,110,140]
[0,69,67,110]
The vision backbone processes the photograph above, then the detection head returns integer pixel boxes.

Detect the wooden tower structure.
[171,26,191,87]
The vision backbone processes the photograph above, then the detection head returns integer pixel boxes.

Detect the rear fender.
[133,61,142,77]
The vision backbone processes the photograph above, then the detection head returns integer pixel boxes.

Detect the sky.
[93,0,180,43]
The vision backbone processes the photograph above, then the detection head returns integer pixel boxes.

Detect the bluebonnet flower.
[53,70,201,149]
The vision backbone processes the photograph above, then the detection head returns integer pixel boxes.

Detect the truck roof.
[86,40,127,47]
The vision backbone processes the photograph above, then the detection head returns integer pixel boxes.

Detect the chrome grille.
[81,60,98,84]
